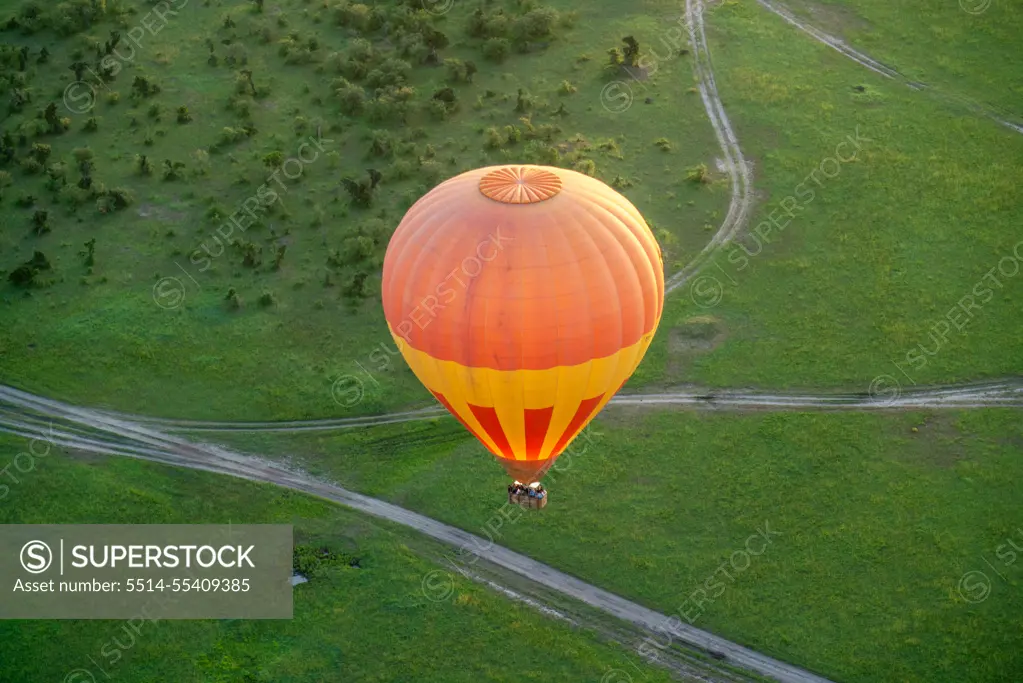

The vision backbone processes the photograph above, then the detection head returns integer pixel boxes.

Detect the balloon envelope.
[381,165,664,483]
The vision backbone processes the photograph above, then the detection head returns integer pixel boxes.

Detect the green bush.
[8,251,51,287]
[258,290,277,307]
[365,58,411,88]
[484,126,504,150]
[19,157,43,174]
[426,98,449,120]
[104,187,133,210]
[388,158,414,180]
[511,7,559,48]
[29,143,51,163]
[574,158,597,176]
[397,34,429,64]
[419,159,443,185]
[445,58,466,83]
[523,140,559,165]
[334,2,371,30]
[335,81,366,116]
[686,163,710,184]
[367,130,395,158]
[482,38,510,63]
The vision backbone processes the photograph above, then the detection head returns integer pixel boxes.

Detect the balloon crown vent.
[479,166,563,204]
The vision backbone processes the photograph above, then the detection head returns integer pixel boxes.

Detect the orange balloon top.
[382,165,663,372]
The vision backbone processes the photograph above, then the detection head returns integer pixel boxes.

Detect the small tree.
[272,243,287,270]
[483,38,510,63]
[621,36,640,67]
[444,58,466,83]
[80,238,96,267]
[74,151,94,189]
[225,287,242,309]
[69,61,88,81]
[162,159,186,180]
[262,151,284,169]
[240,69,257,96]
[0,132,15,164]
[176,106,192,123]
[8,251,52,288]
[9,89,30,114]
[686,163,710,184]
[336,82,365,116]
[44,102,62,133]
[433,87,457,107]
[103,187,133,210]
[514,88,531,113]
[30,143,51,164]
[131,75,160,98]
[258,290,276,307]
[105,30,121,55]
[341,169,381,207]
[31,209,49,234]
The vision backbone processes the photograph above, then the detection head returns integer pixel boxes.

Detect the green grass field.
[630,0,1023,393]
[2,0,1021,681]
[0,433,678,683]
[2,0,1017,420]
[199,407,1023,683]
[785,0,1023,117]
[0,0,728,420]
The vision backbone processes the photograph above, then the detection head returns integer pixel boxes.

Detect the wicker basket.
[509,491,547,509]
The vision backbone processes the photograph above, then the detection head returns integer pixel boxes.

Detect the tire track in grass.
[0,385,834,683]
[754,0,1023,135]
[3,2,1017,681]
[665,0,755,296]
[71,379,1023,433]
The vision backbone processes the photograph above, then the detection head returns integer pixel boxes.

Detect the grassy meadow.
[631,0,1023,393]
[0,0,728,420]
[1,0,1021,682]
[0,433,679,683]
[784,0,1023,118]
[198,407,1023,683]
[1,0,1016,421]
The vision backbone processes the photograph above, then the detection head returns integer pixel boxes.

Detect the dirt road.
[754,0,1023,135]
[88,379,1023,434]
[3,1,1017,681]
[0,384,834,683]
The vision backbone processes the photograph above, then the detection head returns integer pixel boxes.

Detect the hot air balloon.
[381,165,664,502]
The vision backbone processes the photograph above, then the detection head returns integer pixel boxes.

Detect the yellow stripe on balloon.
[389,324,658,461]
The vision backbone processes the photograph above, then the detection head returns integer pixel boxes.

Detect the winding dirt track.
[76,380,1023,433]
[0,384,833,683]
[664,0,754,295]
[754,0,1023,135]
[4,2,1018,682]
